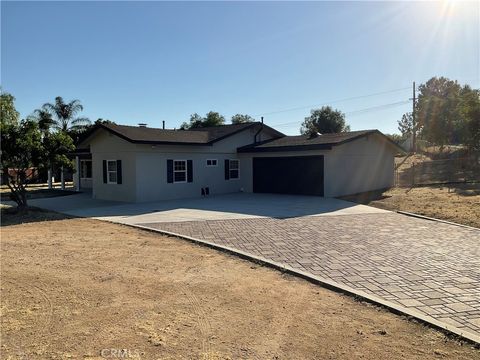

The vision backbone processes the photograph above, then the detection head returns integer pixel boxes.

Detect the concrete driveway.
[13,191,388,224]
[6,191,480,343]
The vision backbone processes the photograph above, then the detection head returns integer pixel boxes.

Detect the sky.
[1,1,479,135]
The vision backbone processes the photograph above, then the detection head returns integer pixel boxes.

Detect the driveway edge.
[126,222,480,346]
[397,211,479,231]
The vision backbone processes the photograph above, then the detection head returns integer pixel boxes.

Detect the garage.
[253,156,324,196]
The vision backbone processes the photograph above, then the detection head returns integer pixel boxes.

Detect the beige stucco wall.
[324,134,395,196]
[88,129,137,202]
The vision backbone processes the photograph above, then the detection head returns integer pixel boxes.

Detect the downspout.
[254,116,264,144]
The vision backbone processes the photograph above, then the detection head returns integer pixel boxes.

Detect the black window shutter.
[187,160,193,183]
[224,159,230,180]
[116,160,122,184]
[103,160,107,183]
[167,159,173,183]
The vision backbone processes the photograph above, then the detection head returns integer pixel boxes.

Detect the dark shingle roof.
[82,122,282,146]
[238,130,404,153]
[100,123,209,144]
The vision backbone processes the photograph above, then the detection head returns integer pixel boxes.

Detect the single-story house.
[74,122,403,202]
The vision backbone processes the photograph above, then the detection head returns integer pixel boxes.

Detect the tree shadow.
[338,189,391,205]
[1,206,76,226]
[0,189,77,202]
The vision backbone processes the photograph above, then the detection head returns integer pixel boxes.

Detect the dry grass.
[1,213,479,359]
[342,183,480,228]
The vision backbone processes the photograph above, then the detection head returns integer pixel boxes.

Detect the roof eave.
[237,144,333,153]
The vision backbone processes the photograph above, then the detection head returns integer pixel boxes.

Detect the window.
[107,160,117,184]
[229,159,239,179]
[206,159,217,167]
[174,160,187,183]
[80,160,92,178]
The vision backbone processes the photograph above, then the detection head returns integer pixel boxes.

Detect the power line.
[273,100,410,128]
[253,86,411,117]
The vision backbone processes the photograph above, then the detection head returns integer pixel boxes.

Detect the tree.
[397,112,414,136]
[458,86,480,154]
[416,77,463,147]
[231,114,255,124]
[384,133,404,145]
[43,96,91,132]
[415,77,479,153]
[180,111,226,129]
[94,118,116,126]
[0,120,43,210]
[41,97,90,188]
[0,92,20,125]
[300,106,350,135]
[41,131,75,179]
[29,108,55,133]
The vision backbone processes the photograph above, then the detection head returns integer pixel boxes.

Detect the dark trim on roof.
[189,122,284,144]
[78,122,284,148]
[238,144,334,153]
[237,130,406,154]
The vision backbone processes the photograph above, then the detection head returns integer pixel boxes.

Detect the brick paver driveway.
[139,212,480,341]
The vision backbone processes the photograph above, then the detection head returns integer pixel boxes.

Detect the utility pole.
[412,81,416,153]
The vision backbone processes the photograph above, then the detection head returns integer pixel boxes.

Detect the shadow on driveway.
[2,192,389,224]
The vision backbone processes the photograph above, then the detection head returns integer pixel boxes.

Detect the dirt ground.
[342,184,480,228]
[1,214,479,360]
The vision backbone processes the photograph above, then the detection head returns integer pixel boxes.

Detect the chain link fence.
[395,155,480,188]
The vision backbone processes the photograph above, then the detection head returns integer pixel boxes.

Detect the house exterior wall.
[86,125,278,202]
[88,130,137,202]
[323,134,395,197]
[240,133,395,197]
[134,127,272,202]
[83,126,395,202]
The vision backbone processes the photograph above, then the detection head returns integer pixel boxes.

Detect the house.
[74,122,403,202]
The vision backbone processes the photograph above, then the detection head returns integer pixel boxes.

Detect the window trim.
[173,159,188,184]
[106,160,117,184]
[229,159,240,180]
[206,159,218,167]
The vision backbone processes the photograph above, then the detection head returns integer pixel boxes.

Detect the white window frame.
[173,159,187,183]
[229,159,240,180]
[206,159,218,167]
[106,160,117,184]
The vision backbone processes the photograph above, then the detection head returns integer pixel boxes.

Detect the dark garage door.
[253,156,324,196]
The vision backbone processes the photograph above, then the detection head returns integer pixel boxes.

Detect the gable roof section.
[78,122,284,147]
[237,130,405,153]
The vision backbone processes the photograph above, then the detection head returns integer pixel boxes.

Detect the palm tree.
[29,108,56,189]
[41,97,91,189]
[43,96,91,132]
[30,108,55,133]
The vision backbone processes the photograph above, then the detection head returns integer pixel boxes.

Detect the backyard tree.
[458,86,480,155]
[231,114,255,124]
[416,77,463,147]
[0,92,20,125]
[43,96,91,132]
[397,112,414,136]
[39,97,90,188]
[300,106,350,135]
[0,119,43,210]
[181,111,226,129]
